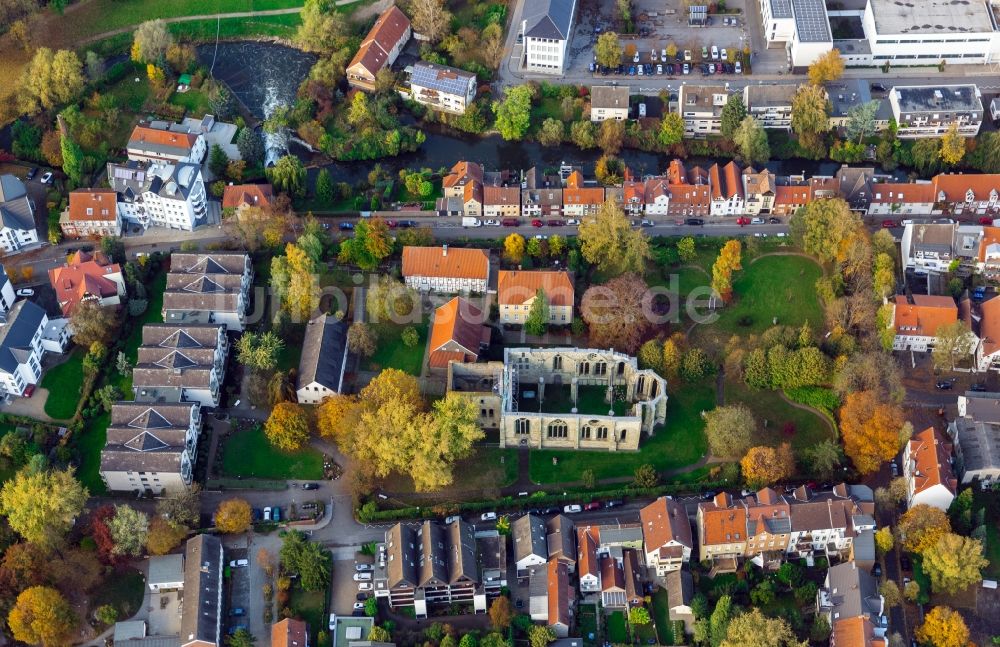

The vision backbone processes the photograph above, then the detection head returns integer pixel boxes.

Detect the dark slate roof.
[181,535,222,647]
[0,175,35,232]
[102,402,198,473]
[0,300,45,374]
[513,514,548,563]
[0,175,27,202]
[170,253,248,275]
[297,314,348,393]
[523,0,575,40]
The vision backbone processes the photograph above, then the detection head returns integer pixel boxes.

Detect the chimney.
[442,245,448,257]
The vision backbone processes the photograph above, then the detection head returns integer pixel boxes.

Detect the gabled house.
[900,222,957,274]
[527,561,574,637]
[408,62,477,115]
[835,166,875,213]
[346,5,411,91]
[678,85,731,137]
[522,0,577,75]
[443,162,484,199]
[743,84,797,130]
[975,295,1000,370]
[60,188,122,239]
[951,392,1000,483]
[428,297,489,369]
[977,226,1000,278]
[562,173,605,217]
[100,401,202,494]
[402,246,489,293]
[643,178,669,216]
[0,300,67,397]
[546,515,576,572]
[132,324,228,407]
[697,493,747,573]
[890,294,963,352]
[497,270,574,326]
[127,123,207,165]
[743,487,792,569]
[0,267,15,315]
[621,180,645,216]
[296,314,349,404]
[742,167,776,215]
[47,250,126,316]
[513,514,549,572]
[272,619,308,647]
[463,181,484,218]
[577,526,601,593]
[222,183,273,212]
[772,185,810,216]
[932,173,1000,216]
[162,253,252,331]
[0,174,39,254]
[665,570,695,632]
[903,427,957,510]
[640,496,693,575]
[522,187,563,218]
[665,161,710,218]
[817,562,886,639]
[483,186,521,219]
[709,162,744,217]
[590,86,629,121]
[866,182,936,216]
[831,617,887,647]
[181,535,223,647]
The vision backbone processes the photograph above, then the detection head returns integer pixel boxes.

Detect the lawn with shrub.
[712,255,824,334]
[40,349,86,420]
[90,568,145,619]
[360,320,428,376]
[725,381,835,455]
[221,425,323,480]
[650,588,675,645]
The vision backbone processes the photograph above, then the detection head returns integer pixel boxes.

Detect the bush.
[401,326,419,347]
[784,386,840,414]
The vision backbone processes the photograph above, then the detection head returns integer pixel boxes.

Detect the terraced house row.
[435,160,1000,222]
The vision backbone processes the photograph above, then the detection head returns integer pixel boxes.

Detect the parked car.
[751,217,765,224]
[385,219,397,228]
[768,217,781,224]
[711,45,719,59]
[871,562,882,577]
[272,507,281,522]
[605,499,624,508]
[971,383,989,392]
[531,219,544,227]
[628,66,636,76]
[534,234,548,240]
[481,511,497,521]
[15,288,33,297]
[358,582,373,591]
[339,222,354,230]
[735,61,742,74]
[721,48,729,60]
[40,172,53,184]
[736,217,749,225]
[398,220,417,227]
[228,626,247,636]
[356,593,369,602]
[25,167,37,180]
[583,502,601,511]
[353,602,366,611]
[563,504,582,514]
[353,572,373,582]
[870,82,887,92]
[547,219,565,226]
[980,217,995,225]
[231,608,246,616]
[566,219,581,226]
[251,508,262,522]
[660,48,667,60]
[685,218,704,225]
[355,564,374,572]
[900,556,912,571]
[880,219,896,228]
[633,52,640,63]
[667,63,675,74]
[637,65,644,76]
[640,219,654,227]
[656,64,663,75]
[684,49,692,61]
[682,63,690,74]
[444,515,462,524]
[263,507,272,521]
[708,63,716,74]
[501,218,520,226]
[484,219,501,226]
[302,483,319,490]
[935,380,953,390]
[229,559,249,568]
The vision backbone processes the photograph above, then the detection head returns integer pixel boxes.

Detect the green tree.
[108,504,149,557]
[267,155,307,197]
[493,85,534,141]
[236,128,265,167]
[846,100,879,144]
[789,197,861,264]
[0,466,88,550]
[570,120,597,149]
[704,404,757,459]
[524,289,550,336]
[790,84,831,156]
[59,129,84,186]
[708,595,733,647]
[720,608,805,647]
[208,144,229,177]
[537,118,564,147]
[339,219,393,271]
[279,530,331,591]
[226,629,256,647]
[719,93,747,138]
[629,607,651,626]
[578,199,650,277]
[633,463,659,488]
[658,112,685,147]
[594,32,623,68]
[912,138,943,174]
[295,0,346,52]
[527,626,555,647]
[314,168,334,204]
[18,48,85,114]
[733,116,770,165]
[922,532,988,594]
[597,119,625,155]
[236,331,284,373]
[488,596,514,630]
[677,236,696,262]
[932,320,975,370]
[95,605,118,626]
[804,440,844,481]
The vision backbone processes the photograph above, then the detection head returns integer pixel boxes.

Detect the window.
[515,418,530,435]
[620,429,627,441]
[579,362,590,375]
[597,426,609,440]
[582,426,592,439]
[594,362,607,376]
[547,421,568,438]
[553,355,563,370]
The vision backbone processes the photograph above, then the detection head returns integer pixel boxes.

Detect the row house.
[60,189,122,239]
[975,295,1000,371]
[903,426,957,511]
[375,520,504,618]
[709,162,745,217]
[772,185,811,216]
[443,161,484,199]
[100,402,202,494]
[522,167,563,218]
[835,166,877,213]
[640,497,694,575]
[666,161,711,218]
[817,562,887,641]
[513,514,577,573]
[0,174,40,254]
[743,84,797,130]
[643,178,670,216]
[889,85,983,139]
[563,181,605,217]
[483,186,521,219]
[932,173,1000,216]
[132,324,228,408]
[678,85,730,137]
[900,222,957,274]
[162,253,253,331]
[742,167,776,215]
[809,177,840,201]
[698,485,876,572]
[890,294,964,353]
[866,182,936,216]
[979,227,1000,278]
[622,180,645,216]
[402,245,490,293]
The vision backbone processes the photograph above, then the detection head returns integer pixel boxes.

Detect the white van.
[462,217,482,227]
[750,217,765,224]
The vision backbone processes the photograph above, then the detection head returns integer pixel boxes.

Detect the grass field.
[289,587,327,641]
[40,349,86,420]
[77,411,110,494]
[650,587,676,646]
[384,445,518,495]
[361,320,428,376]
[91,568,145,618]
[606,611,628,643]
[221,425,324,480]
[528,383,712,484]
[725,381,834,455]
[578,604,599,647]
[712,255,824,334]
[168,12,302,40]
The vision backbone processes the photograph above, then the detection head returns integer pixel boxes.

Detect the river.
[199,41,905,185]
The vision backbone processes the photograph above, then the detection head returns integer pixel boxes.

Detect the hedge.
[356,479,732,523]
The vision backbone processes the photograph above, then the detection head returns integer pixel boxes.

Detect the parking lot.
[330,553,375,617]
[564,0,752,82]
[227,547,252,636]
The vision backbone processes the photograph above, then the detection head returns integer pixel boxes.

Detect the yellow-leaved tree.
[915,606,969,647]
[264,402,311,451]
[214,498,252,534]
[8,586,76,647]
[896,504,951,554]
[838,390,903,474]
[504,233,526,263]
[740,444,795,489]
[921,532,988,594]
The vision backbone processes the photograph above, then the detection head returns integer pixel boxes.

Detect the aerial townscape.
[3,0,1000,646]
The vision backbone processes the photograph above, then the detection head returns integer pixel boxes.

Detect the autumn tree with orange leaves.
[711,239,742,303]
[839,390,904,474]
[740,443,795,489]
[789,198,863,266]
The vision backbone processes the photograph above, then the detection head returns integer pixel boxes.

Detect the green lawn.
[984,512,1000,578]
[77,411,110,494]
[712,255,823,334]
[40,349,86,420]
[169,88,213,116]
[650,588,675,646]
[276,324,306,373]
[361,320,428,376]
[289,587,327,640]
[91,568,145,619]
[606,611,628,643]
[528,383,712,484]
[725,381,835,456]
[221,426,324,480]
[116,271,167,394]
[520,384,630,417]
[168,12,302,40]
[381,445,518,494]
[578,605,599,647]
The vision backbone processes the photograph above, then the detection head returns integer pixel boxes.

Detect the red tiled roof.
[774,185,811,205]
[892,294,958,337]
[66,189,117,222]
[443,161,484,189]
[980,296,1000,357]
[640,496,693,551]
[222,184,273,209]
[547,560,571,628]
[128,125,198,152]
[428,297,487,368]
[979,226,1000,264]
[463,181,484,205]
[402,246,489,280]
[908,426,957,498]
[577,527,600,577]
[348,5,411,77]
[869,182,935,205]
[623,181,645,204]
[563,187,605,205]
[271,618,308,647]
[483,186,520,206]
[497,270,574,307]
[47,249,122,316]
[932,173,1000,203]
